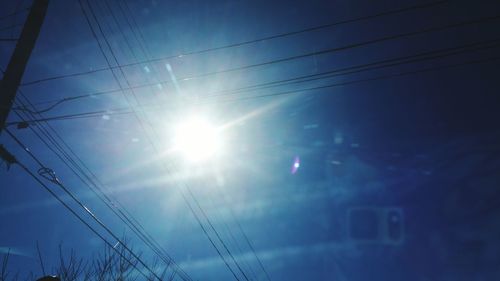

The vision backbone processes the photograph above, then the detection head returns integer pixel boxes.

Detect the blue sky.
[1,0,500,280]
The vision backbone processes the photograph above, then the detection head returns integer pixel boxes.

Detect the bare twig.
[36,241,46,276]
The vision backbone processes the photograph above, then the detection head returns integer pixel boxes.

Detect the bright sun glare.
[173,117,221,162]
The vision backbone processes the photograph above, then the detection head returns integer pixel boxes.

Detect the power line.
[202,39,500,99]
[4,64,189,280]
[3,64,194,280]
[178,184,243,281]
[14,97,192,281]
[18,13,500,110]
[8,55,499,127]
[156,143,254,281]
[19,38,500,114]
[203,187,260,281]
[185,185,251,281]
[20,0,450,86]
[116,0,168,98]
[8,57,498,281]
[77,0,164,172]
[5,8,498,278]
[175,14,500,81]
[2,132,154,280]
[78,4,271,274]
[85,2,258,278]
[6,45,487,126]
[98,0,140,63]
[5,1,477,279]
[215,56,500,103]
[78,2,241,280]
[92,0,170,139]
[212,184,273,281]
[80,0,160,146]
[5,128,164,280]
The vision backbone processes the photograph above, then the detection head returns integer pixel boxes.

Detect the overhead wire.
[177,183,243,281]
[184,185,252,281]
[113,1,268,279]
[14,97,191,281]
[7,101,163,281]
[172,14,500,81]
[80,1,241,280]
[7,54,500,127]
[2,66,194,281]
[18,13,500,111]
[17,37,500,114]
[80,0,167,156]
[211,185,273,281]
[5,128,163,280]
[7,1,490,278]
[3,129,154,281]
[202,39,500,99]
[214,56,500,103]
[19,0,450,86]
[85,1,258,279]
[6,34,498,281]
[5,77,194,281]
[77,0,158,153]
[76,10,190,271]
[87,1,253,279]
[6,41,492,126]
[115,0,165,86]
[106,3,243,279]
[202,186,260,281]
[8,5,500,276]
[81,3,196,277]
[97,0,139,61]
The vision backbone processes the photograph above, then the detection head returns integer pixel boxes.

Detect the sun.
[173,117,221,162]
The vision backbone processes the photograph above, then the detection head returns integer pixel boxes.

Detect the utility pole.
[0,0,49,134]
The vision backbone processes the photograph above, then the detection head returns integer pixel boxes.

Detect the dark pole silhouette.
[0,0,49,133]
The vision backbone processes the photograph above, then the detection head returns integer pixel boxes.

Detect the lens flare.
[291,156,300,174]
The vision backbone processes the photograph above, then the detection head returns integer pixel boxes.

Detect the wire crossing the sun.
[75,1,274,280]
[5,0,500,280]
[75,1,270,280]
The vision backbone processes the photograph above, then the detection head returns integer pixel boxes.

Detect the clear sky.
[1,0,500,280]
